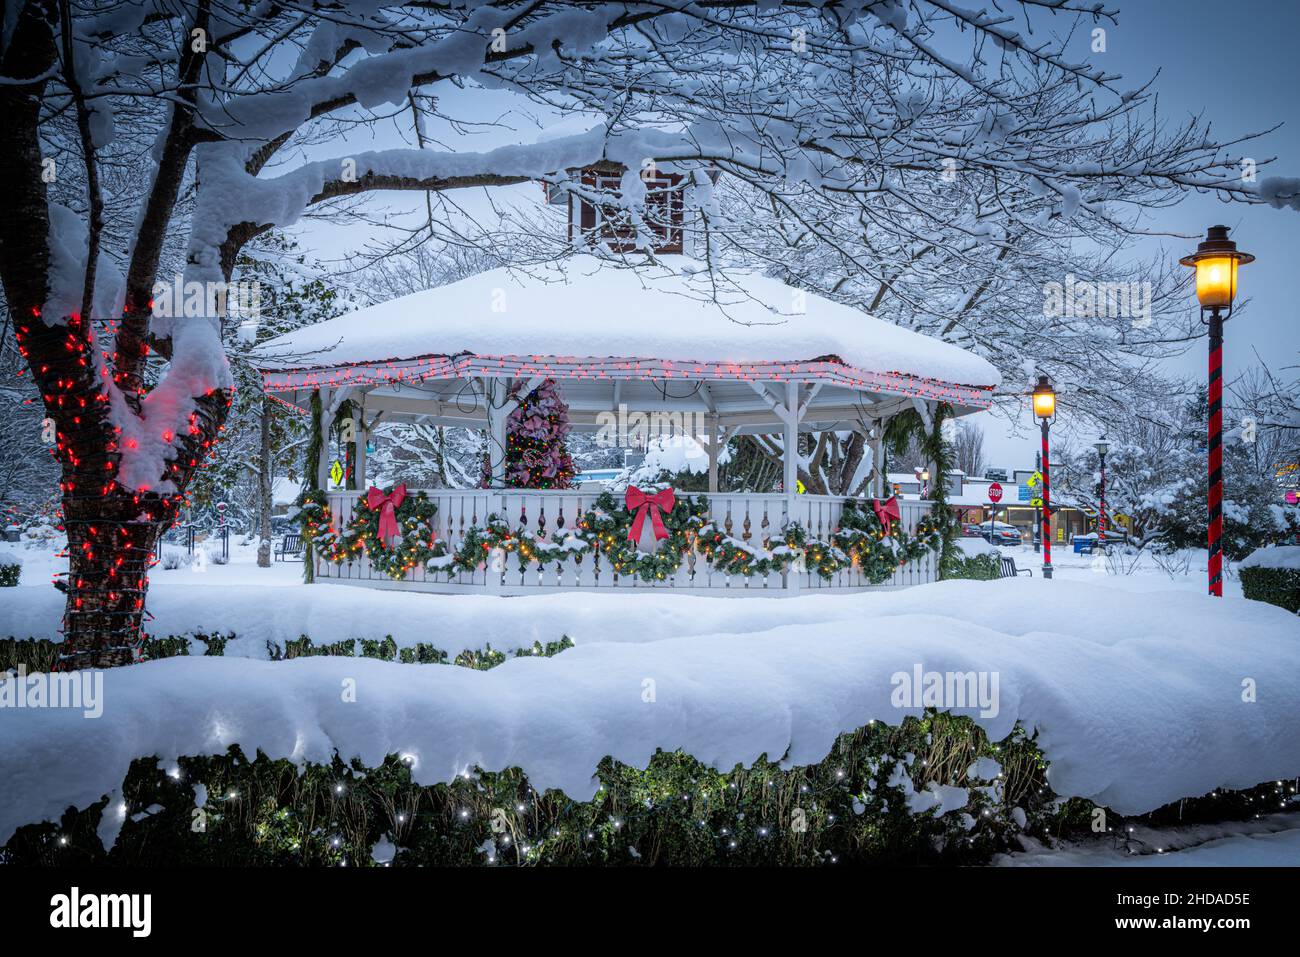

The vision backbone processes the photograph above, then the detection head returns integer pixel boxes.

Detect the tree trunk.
[60,492,162,670]
[0,1,231,668]
[257,395,273,568]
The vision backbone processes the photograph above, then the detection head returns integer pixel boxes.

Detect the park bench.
[275,532,304,562]
[999,556,1032,578]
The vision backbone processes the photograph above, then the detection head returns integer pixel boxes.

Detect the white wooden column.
[707,412,720,493]
[485,377,508,488]
[784,381,802,595]
[315,388,333,490]
[783,381,800,507]
[352,401,367,490]
[910,398,936,500]
[870,423,885,497]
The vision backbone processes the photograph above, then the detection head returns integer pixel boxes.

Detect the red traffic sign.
[987,482,1004,503]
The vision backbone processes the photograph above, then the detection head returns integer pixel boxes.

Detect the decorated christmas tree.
[482,379,576,489]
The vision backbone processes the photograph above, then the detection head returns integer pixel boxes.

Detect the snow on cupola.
[544,162,717,255]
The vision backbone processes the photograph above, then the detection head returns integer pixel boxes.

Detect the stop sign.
[988,482,1004,503]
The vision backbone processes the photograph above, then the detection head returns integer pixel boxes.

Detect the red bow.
[626,486,675,543]
[366,484,407,546]
[872,495,901,536]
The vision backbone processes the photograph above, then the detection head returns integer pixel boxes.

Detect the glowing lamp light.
[1179,225,1253,309]
[1031,375,1056,421]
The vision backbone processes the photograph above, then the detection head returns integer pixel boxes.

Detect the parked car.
[962,523,983,538]
[978,521,1022,547]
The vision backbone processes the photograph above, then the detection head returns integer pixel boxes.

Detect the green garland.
[301,486,943,586]
[423,490,943,586]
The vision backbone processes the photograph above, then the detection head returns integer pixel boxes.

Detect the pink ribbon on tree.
[625,486,676,543]
[872,495,901,536]
[366,484,407,546]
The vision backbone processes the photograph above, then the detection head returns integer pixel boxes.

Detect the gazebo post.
[706,412,720,493]
[869,420,884,497]
[352,400,367,490]
[783,382,800,505]
[485,377,508,488]
[784,381,803,594]
[315,388,333,491]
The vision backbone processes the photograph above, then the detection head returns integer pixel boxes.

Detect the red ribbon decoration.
[366,484,407,546]
[872,495,901,536]
[625,486,676,543]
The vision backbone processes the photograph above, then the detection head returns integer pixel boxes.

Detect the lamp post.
[1094,435,1109,549]
[1031,375,1057,579]
[1180,226,1254,597]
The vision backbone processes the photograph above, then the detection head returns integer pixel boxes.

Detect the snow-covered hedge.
[0,715,1069,866]
[0,633,574,677]
[944,549,1001,581]
[1240,545,1300,613]
[4,714,1291,867]
[0,552,20,587]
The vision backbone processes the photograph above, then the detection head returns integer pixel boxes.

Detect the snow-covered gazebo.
[253,255,999,594]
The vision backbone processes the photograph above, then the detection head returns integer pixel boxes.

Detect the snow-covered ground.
[0,539,1259,655]
[999,814,1300,867]
[2,537,1296,862]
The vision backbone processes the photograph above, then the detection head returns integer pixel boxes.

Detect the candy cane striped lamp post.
[1094,435,1109,549]
[1031,375,1057,579]
[1180,226,1254,598]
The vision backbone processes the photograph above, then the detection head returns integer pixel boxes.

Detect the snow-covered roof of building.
[272,477,303,507]
[253,256,999,406]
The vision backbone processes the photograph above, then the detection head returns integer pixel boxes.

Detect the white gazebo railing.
[316,489,936,595]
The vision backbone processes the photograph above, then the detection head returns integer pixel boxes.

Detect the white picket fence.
[315,489,937,595]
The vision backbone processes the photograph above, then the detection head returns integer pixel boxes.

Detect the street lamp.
[1094,435,1110,549]
[1031,375,1056,579]
[1180,225,1254,597]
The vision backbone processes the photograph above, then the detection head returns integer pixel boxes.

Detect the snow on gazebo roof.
[254,255,999,406]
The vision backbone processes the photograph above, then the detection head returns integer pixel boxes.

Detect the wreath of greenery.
[303,487,942,586]
[572,490,711,582]
[298,487,444,580]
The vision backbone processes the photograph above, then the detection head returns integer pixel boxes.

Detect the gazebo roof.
[253,256,999,413]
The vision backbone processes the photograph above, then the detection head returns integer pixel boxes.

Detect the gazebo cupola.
[546,162,715,256]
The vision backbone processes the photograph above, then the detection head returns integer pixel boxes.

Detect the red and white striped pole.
[1207,307,1225,597]
[1181,225,1252,599]
[1098,448,1107,548]
[1040,419,1052,579]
